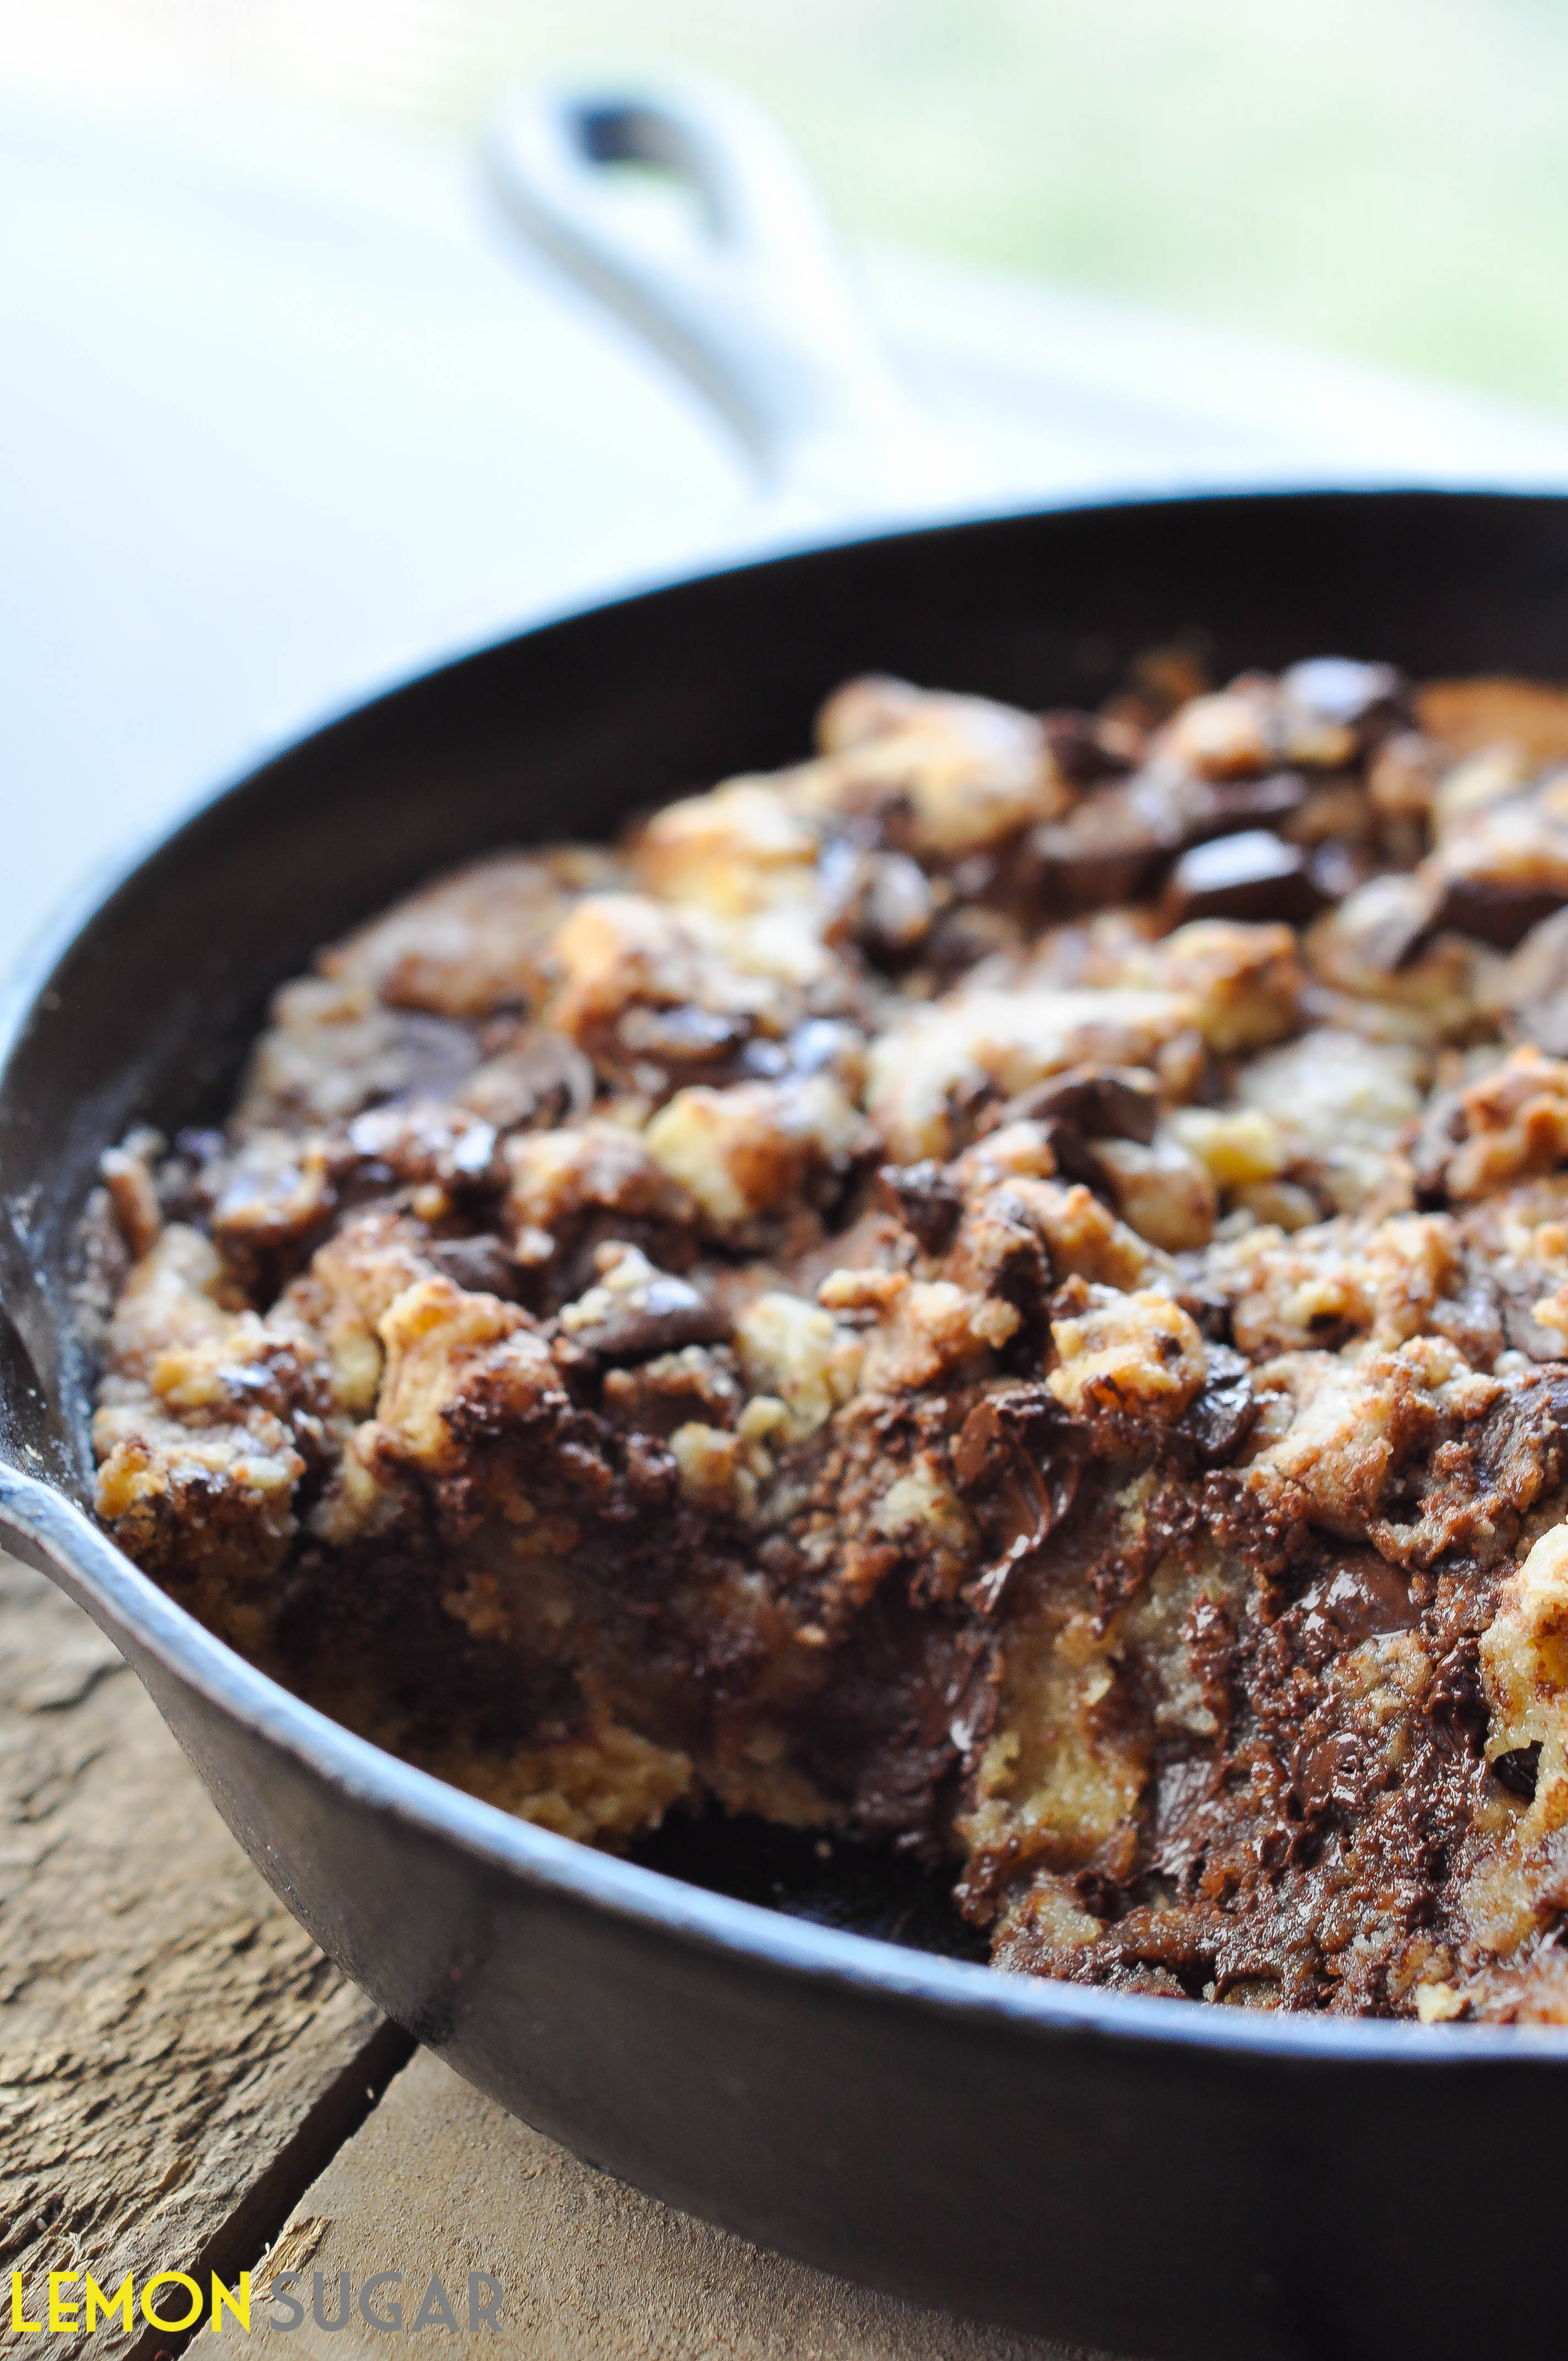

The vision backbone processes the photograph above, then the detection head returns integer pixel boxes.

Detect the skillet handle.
[487,80,990,520]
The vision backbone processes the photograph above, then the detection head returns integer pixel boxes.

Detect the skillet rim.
[10,480,1568,2070]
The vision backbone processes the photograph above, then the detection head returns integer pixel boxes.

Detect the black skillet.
[4,84,1568,2361]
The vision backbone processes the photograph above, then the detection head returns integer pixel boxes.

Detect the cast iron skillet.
[5,85,1568,2361]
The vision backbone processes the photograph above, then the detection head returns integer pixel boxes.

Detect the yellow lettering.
[47,2273,80,2332]
[10,2273,40,2332]
[85,2274,134,2333]
[142,2273,204,2334]
[209,2272,251,2334]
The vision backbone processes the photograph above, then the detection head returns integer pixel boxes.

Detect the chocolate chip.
[1160,830,1326,928]
[1492,1742,1542,1799]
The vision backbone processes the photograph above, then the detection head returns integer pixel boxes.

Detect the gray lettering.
[467,2273,503,2331]
[312,2271,353,2331]
[268,2272,304,2332]
[411,2273,459,2332]
[360,2272,404,2332]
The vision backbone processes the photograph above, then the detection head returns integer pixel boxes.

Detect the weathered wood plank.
[0,1552,400,2360]
[242,2047,1107,2361]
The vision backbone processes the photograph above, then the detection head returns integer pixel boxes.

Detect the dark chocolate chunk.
[1175,1343,1256,1467]
[1160,829,1326,928]
[1028,781,1177,909]
[1174,769,1309,845]
[990,1062,1159,1146]
[602,1346,741,1439]
[878,1160,965,1256]
[428,1234,529,1301]
[952,1386,1078,1613]
[1174,1275,1233,1341]
[1041,708,1136,785]
[1492,1742,1542,1800]
[1430,873,1568,951]
[1409,1081,1470,1201]
[565,1271,729,1363]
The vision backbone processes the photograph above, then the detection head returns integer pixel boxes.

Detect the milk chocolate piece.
[1160,829,1326,927]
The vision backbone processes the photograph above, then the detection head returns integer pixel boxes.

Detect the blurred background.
[7,0,1567,405]
[8,0,1568,949]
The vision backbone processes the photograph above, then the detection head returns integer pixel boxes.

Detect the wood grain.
[0,1552,401,2360]
[241,2047,1107,2361]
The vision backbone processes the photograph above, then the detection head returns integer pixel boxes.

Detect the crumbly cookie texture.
[86,659,1568,2017]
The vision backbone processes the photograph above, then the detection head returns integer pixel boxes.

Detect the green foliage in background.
[447,0,1568,407]
[12,0,1566,406]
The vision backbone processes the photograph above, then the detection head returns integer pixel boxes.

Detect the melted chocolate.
[1296,1554,1419,1649]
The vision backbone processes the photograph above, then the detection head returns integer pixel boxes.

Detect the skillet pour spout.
[7,73,1568,2361]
